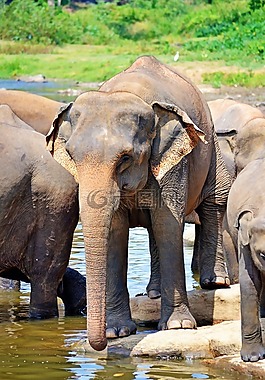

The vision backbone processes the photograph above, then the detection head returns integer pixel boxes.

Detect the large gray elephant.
[0,104,83,318]
[226,158,265,362]
[47,56,232,351]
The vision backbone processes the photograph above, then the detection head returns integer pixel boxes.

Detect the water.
[0,80,243,379]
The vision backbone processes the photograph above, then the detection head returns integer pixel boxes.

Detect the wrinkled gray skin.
[227,158,265,362]
[47,56,231,351]
[192,99,265,284]
[0,104,83,318]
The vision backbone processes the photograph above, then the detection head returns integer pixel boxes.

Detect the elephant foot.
[200,275,230,289]
[241,343,265,362]
[106,318,137,339]
[146,280,161,299]
[158,304,197,330]
[58,267,86,316]
[147,289,161,299]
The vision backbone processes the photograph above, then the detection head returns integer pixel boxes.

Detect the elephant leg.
[57,267,86,316]
[195,132,231,289]
[146,226,161,299]
[106,209,137,339]
[28,207,77,319]
[196,200,230,289]
[151,205,196,330]
[260,272,265,318]
[151,159,196,331]
[239,244,265,362]
[191,224,201,274]
[222,213,239,284]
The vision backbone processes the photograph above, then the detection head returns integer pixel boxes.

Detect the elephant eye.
[116,154,133,173]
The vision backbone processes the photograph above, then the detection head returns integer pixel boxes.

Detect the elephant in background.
[0,89,63,135]
[208,98,265,178]
[192,98,265,283]
[47,55,231,351]
[0,104,84,318]
[226,158,265,362]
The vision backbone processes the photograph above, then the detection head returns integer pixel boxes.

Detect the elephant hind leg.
[57,267,86,316]
[196,200,230,289]
[196,132,232,289]
[146,226,161,299]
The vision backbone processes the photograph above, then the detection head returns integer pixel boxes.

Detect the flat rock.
[130,284,241,325]
[16,74,47,83]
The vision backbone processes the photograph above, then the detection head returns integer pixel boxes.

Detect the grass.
[0,0,264,87]
[0,41,264,87]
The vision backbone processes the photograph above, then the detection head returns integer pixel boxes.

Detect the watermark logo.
[86,189,164,209]
[86,189,109,209]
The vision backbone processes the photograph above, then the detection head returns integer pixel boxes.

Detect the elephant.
[0,104,82,318]
[0,89,161,299]
[210,98,265,283]
[192,98,265,282]
[226,158,265,362]
[208,98,265,178]
[0,89,63,135]
[46,55,232,351]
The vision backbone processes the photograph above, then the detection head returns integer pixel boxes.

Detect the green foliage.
[0,0,83,44]
[203,70,265,87]
[249,0,265,10]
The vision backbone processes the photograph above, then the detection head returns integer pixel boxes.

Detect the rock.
[130,284,240,325]
[57,88,83,96]
[16,74,47,83]
[131,320,242,358]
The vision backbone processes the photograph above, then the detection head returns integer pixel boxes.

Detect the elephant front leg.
[106,209,137,339]
[30,280,59,319]
[239,244,265,362]
[151,205,196,331]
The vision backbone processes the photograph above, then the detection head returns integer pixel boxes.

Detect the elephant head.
[236,211,265,273]
[46,90,205,351]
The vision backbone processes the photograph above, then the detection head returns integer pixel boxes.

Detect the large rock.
[130,284,241,325]
[131,320,242,358]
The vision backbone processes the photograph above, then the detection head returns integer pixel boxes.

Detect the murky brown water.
[0,79,261,379]
[0,224,246,380]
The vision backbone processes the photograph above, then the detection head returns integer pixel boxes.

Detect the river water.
[0,79,249,379]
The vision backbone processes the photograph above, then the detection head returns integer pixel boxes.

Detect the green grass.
[0,0,264,86]
[203,70,265,88]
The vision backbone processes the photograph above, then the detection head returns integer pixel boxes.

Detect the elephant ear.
[235,210,253,246]
[150,102,207,182]
[46,102,73,155]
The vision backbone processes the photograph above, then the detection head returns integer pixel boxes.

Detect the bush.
[0,0,83,44]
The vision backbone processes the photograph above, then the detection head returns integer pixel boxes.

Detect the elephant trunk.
[78,163,118,351]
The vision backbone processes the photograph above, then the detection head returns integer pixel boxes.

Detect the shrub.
[0,0,82,44]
